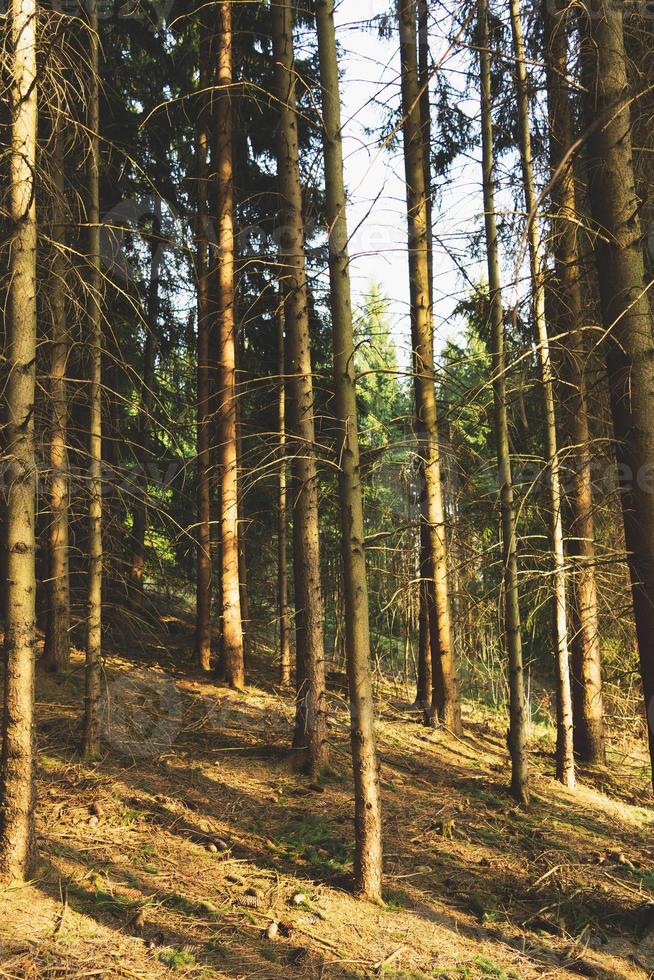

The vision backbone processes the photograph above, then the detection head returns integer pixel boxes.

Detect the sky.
[331,0,486,364]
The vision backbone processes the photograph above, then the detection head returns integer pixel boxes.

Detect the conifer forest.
[3,0,654,975]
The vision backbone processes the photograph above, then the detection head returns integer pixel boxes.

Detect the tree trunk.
[544,1,604,765]
[316,0,383,904]
[130,201,161,599]
[398,0,461,734]
[272,0,328,778]
[0,0,38,883]
[416,2,434,719]
[44,76,71,674]
[195,28,212,673]
[416,516,433,712]
[581,0,654,787]
[215,0,244,689]
[509,0,575,788]
[81,0,103,760]
[277,304,292,686]
[478,0,529,804]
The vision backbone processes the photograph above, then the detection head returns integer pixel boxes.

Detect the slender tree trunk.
[214,0,244,689]
[416,2,434,717]
[509,0,575,788]
[195,31,212,673]
[82,0,103,760]
[398,0,461,734]
[416,517,433,711]
[544,1,604,765]
[130,202,161,598]
[0,0,38,883]
[44,82,71,674]
[479,0,529,804]
[580,0,654,787]
[316,0,383,903]
[277,304,292,686]
[272,0,328,779]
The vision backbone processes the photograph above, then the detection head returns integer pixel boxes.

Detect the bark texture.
[581,0,654,787]
[195,30,213,673]
[277,304,292,686]
[44,83,71,674]
[544,1,604,764]
[0,0,38,882]
[479,0,529,804]
[82,0,103,760]
[272,0,328,778]
[398,0,461,733]
[215,0,244,689]
[316,0,384,903]
[509,0,575,788]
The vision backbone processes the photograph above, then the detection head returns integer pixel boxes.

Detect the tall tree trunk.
[130,202,161,599]
[479,0,529,804]
[509,0,575,788]
[277,304,292,686]
[316,0,383,903]
[544,1,604,765]
[416,0,434,718]
[215,0,244,689]
[195,28,212,673]
[272,0,328,779]
[398,0,461,734]
[82,0,103,760]
[580,0,654,787]
[0,0,38,883]
[44,79,71,674]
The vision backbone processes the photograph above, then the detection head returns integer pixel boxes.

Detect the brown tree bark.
[316,0,384,903]
[580,0,654,787]
[398,0,461,733]
[81,0,103,760]
[478,0,529,804]
[416,0,434,719]
[277,304,292,686]
[214,0,244,689]
[130,202,161,599]
[544,1,604,765]
[195,27,213,673]
[509,0,575,788]
[0,0,38,882]
[272,0,328,778]
[44,78,71,674]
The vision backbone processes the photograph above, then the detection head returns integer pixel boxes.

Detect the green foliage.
[270,814,353,875]
[156,946,197,970]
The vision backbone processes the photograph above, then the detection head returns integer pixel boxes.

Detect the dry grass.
[1,627,653,979]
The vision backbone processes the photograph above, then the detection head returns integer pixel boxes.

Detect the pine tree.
[0,0,38,882]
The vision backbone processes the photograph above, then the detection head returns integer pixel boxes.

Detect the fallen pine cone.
[237,894,263,909]
[278,920,294,938]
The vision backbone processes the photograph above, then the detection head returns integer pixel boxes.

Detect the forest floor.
[1,614,654,979]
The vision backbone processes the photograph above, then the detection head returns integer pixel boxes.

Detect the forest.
[2,0,654,976]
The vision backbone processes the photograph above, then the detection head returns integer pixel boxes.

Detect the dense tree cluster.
[0,0,653,908]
